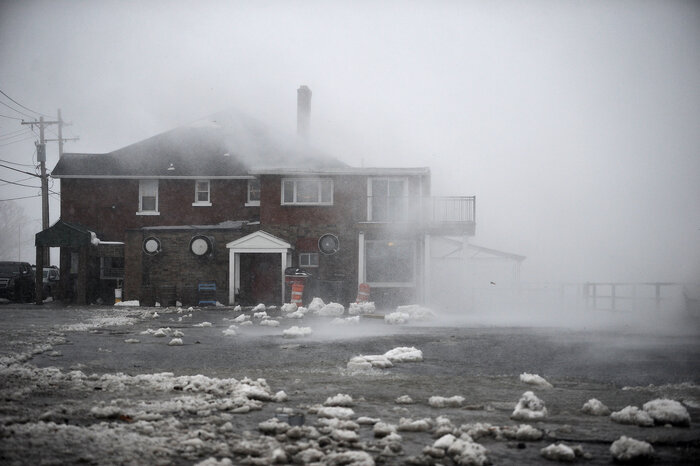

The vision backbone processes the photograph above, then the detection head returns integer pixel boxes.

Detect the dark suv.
[0,262,35,302]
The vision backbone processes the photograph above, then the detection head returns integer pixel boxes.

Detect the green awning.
[35,219,93,248]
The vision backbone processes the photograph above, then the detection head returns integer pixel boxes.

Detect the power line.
[0,158,35,168]
[0,100,34,119]
[0,162,41,178]
[0,88,50,117]
[0,193,41,202]
[0,135,34,147]
[0,130,32,142]
[0,175,34,186]
[0,177,41,188]
[0,113,24,121]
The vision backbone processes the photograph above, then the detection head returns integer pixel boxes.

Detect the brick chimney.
[297,85,312,140]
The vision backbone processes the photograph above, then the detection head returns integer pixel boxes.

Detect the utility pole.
[22,110,78,266]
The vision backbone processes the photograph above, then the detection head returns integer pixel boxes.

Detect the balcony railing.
[365,195,475,232]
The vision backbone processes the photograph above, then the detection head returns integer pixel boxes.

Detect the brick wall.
[61,178,258,241]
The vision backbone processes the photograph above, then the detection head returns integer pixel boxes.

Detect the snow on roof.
[140,220,249,231]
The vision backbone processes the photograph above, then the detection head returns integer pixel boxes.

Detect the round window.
[190,235,212,256]
[318,234,339,255]
[143,237,161,255]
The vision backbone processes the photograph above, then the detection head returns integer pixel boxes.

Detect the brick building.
[44,89,476,307]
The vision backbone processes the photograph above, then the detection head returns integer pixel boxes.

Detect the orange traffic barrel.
[356,283,370,302]
[291,283,304,305]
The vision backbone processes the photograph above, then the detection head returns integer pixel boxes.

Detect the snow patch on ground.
[610,406,654,427]
[540,443,576,462]
[114,300,140,307]
[193,322,212,328]
[168,338,183,346]
[511,391,547,420]
[429,395,465,408]
[324,394,353,406]
[582,398,610,416]
[282,326,312,338]
[395,304,435,321]
[348,302,376,315]
[384,346,423,363]
[308,297,325,313]
[384,312,409,325]
[316,302,345,317]
[222,325,237,336]
[395,395,414,404]
[259,319,279,327]
[316,406,355,419]
[331,316,360,325]
[642,398,691,426]
[610,436,654,462]
[519,372,553,388]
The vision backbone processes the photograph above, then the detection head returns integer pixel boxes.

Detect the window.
[138,179,159,214]
[100,257,125,279]
[282,178,333,205]
[367,178,408,221]
[365,240,415,286]
[193,180,211,206]
[246,178,260,206]
[299,252,319,268]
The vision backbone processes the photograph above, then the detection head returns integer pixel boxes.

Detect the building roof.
[52,110,348,178]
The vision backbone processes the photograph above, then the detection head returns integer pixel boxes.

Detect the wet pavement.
[0,303,699,465]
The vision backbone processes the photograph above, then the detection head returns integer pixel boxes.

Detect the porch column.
[228,249,236,305]
[423,234,431,305]
[76,245,88,305]
[281,252,287,304]
[357,231,365,285]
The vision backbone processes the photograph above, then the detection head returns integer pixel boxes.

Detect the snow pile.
[396,395,414,404]
[610,436,654,462]
[582,398,610,416]
[317,406,355,419]
[195,458,233,466]
[443,436,489,466]
[167,338,183,346]
[259,319,280,327]
[315,302,345,317]
[384,312,409,325]
[519,372,553,388]
[540,443,576,462]
[347,355,393,370]
[280,303,297,314]
[222,325,237,336]
[373,422,397,437]
[286,309,307,319]
[252,303,267,313]
[330,429,359,443]
[511,391,548,420]
[331,316,360,325]
[62,314,138,331]
[395,304,435,320]
[610,406,654,427]
[232,313,249,323]
[253,311,268,319]
[282,326,312,338]
[397,417,432,432]
[114,300,140,307]
[503,424,543,441]
[429,395,465,408]
[384,346,423,363]
[124,338,140,344]
[642,398,691,426]
[348,302,376,315]
[324,451,374,465]
[308,297,325,313]
[193,322,212,327]
[324,394,354,407]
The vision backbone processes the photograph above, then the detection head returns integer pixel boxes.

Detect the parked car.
[0,262,35,302]
[31,265,60,299]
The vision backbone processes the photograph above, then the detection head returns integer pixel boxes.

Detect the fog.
[1,0,699,286]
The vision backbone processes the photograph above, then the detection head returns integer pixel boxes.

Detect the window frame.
[137,179,159,215]
[281,178,333,206]
[246,178,261,206]
[192,179,211,206]
[367,177,409,222]
[364,239,416,287]
[299,252,319,268]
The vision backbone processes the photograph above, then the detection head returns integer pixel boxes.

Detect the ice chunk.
[348,302,376,315]
[324,451,374,465]
[281,303,297,314]
[582,398,610,416]
[504,424,543,441]
[610,436,654,462]
[324,393,354,406]
[282,326,312,338]
[373,422,397,437]
[194,458,233,466]
[308,297,325,313]
[317,302,345,317]
[643,398,691,426]
[253,311,268,319]
[167,338,183,346]
[540,443,575,462]
[511,391,548,420]
[232,313,249,323]
[193,322,212,327]
[519,372,553,388]
[610,406,654,427]
[252,303,266,313]
[398,417,432,432]
[429,395,465,408]
[384,346,423,362]
[446,438,489,466]
[332,316,360,325]
[317,406,354,419]
[259,319,280,327]
[395,395,414,404]
[331,429,359,442]
[114,300,140,307]
[124,338,140,344]
[222,325,237,336]
[347,354,393,370]
[172,330,184,337]
[384,311,409,325]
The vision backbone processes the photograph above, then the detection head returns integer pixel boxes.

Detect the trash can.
[284,268,313,304]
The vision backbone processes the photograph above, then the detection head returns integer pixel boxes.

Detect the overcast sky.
[1,0,698,283]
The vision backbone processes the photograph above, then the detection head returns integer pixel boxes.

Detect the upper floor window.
[367,178,408,221]
[282,178,333,205]
[246,178,260,206]
[193,180,211,206]
[138,179,159,215]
